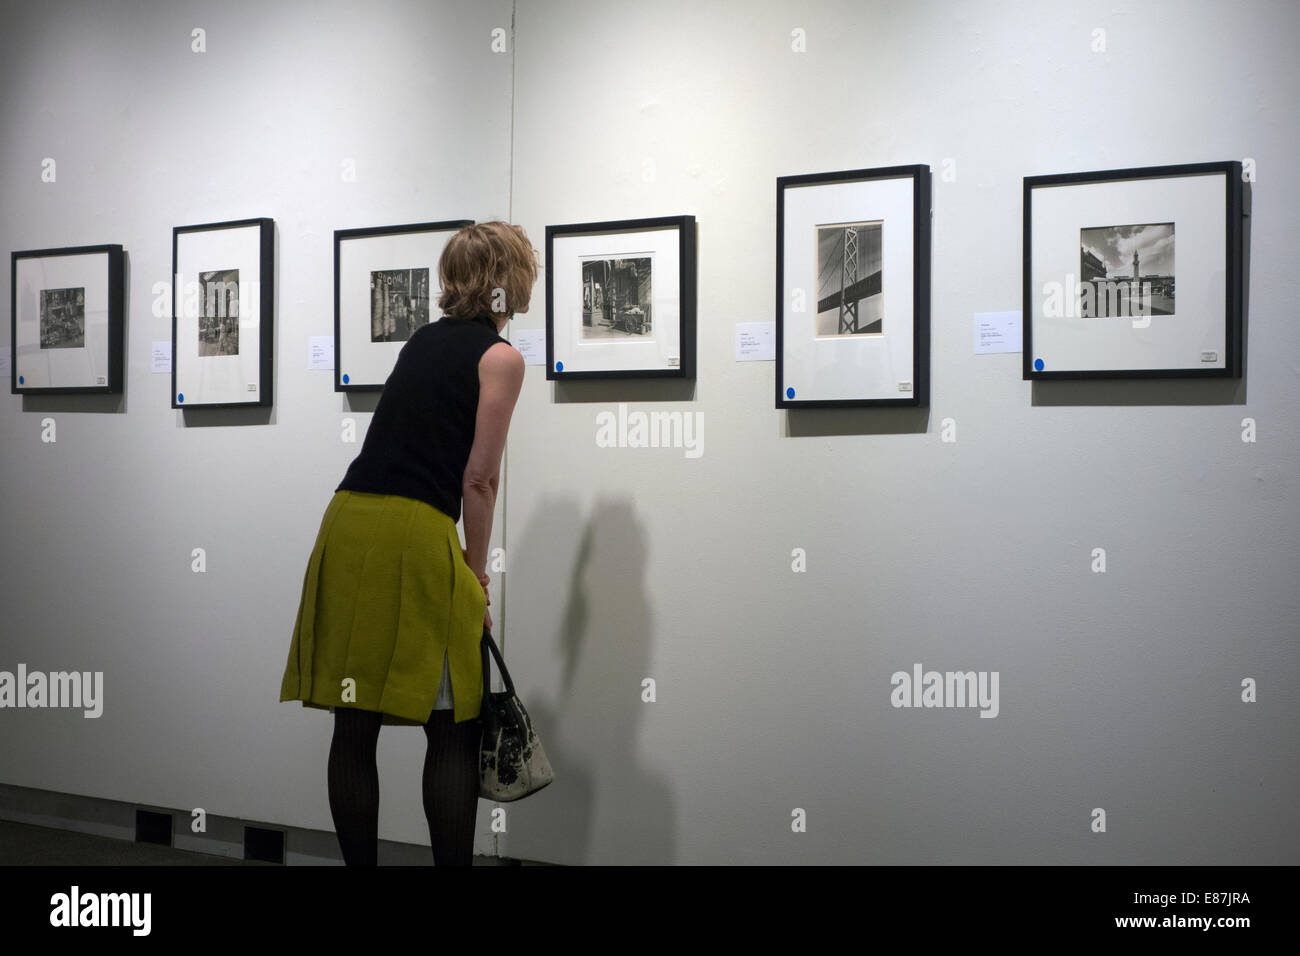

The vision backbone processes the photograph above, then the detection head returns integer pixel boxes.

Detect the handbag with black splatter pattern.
[478,626,554,801]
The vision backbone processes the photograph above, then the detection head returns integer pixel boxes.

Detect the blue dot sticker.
[177,393,184,402]
[555,360,564,372]
[18,375,24,385]
[1033,358,1044,371]
[342,373,350,384]
[786,386,795,399]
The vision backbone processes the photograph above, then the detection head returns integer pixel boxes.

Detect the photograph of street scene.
[370,267,430,342]
[1080,222,1175,317]
[39,287,85,349]
[581,257,651,338]
[199,269,240,357]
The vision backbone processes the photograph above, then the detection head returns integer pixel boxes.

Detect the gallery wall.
[2,0,1298,865]
[497,0,1300,865]
[0,0,517,857]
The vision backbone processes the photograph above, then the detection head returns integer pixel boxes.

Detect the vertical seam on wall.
[493,0,519,866]
[501,0,517,667]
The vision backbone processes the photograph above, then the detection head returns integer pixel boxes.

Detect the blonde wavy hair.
[438,221,538,319]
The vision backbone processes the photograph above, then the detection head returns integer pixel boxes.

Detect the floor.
[0,819,548,865]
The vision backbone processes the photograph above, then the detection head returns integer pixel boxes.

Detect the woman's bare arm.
[462,341,525,584]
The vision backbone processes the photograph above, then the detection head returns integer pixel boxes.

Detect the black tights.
[327,706,482,865]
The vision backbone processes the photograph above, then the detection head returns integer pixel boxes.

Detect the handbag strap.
[480,626,517,698]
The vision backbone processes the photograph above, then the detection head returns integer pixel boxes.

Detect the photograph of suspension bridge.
[1079,222,1175,317]
[816,220,883,336]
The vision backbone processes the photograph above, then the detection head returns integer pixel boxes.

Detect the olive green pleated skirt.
[279,490,486,725]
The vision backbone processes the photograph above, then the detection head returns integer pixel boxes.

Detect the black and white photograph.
[580,257,651,338]
[12,245,124,394]
[776,165,930,407]
[39,286,85,349]
[334,220,471,391]
[172,217,274,407]
[545,215,694,379]
[1024,161,1243,380]
[199,268,240,357]
[370,267,430,342]
[815,221,883,336]
[1079,222,1175,317]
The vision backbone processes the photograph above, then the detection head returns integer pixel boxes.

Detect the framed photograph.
[11,244,124,394]
[776,165,930,407]
[1023,160,1244,379]
[546,215,696,379]
[334,219,473,391]
[172,218,274,408]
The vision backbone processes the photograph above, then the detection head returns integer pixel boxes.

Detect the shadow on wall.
[500,495,675,865]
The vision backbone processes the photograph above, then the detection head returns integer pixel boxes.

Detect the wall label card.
[511,328,545,365]
[735,322,775,361]
[308,336,334,370]
[974,311,1022,354]
[151,341,171,373]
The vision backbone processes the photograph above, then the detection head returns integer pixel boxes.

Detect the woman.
[280,221,534,866]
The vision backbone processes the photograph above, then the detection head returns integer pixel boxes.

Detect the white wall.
[498,0,1300,864]
[2,0,1297,865]
[0,0,516,854]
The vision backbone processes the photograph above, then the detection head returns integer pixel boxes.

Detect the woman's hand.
[464,548,492,630]
[463,551,491,602]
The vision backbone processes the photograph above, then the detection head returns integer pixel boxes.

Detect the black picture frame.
[11,243,124,394]
[1023,160,1244,380]
[171,217,274,408]
[545,214,696,380]
[333,219,473,392]
[775,164,931,408]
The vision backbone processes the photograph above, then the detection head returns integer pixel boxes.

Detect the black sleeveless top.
[336,313,509,522]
